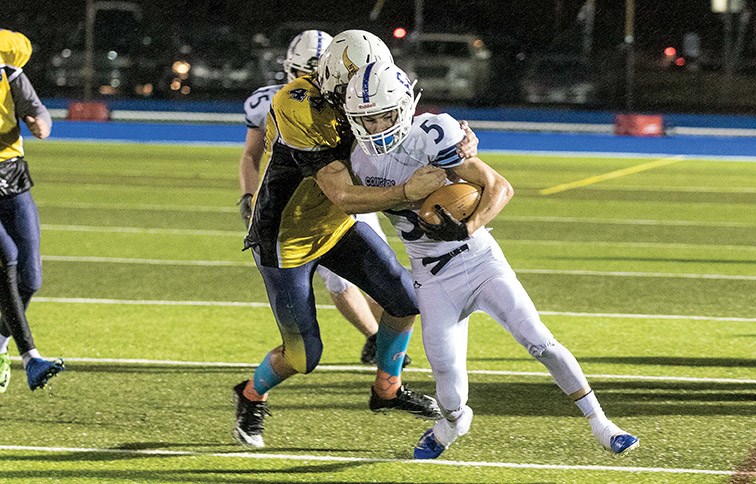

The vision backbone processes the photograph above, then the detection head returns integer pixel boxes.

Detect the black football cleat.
[369,384,442,420]
[233,381,271,448]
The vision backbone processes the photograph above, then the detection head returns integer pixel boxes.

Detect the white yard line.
[516,269,756,281]
[8,357,754,385]
[501,239,756,251]
[504,215,755,228]
[32,296,756,322]
[37,200,238,213]
[42,224,240,237]
[40,224,756,252]
[42,255,254,267]
[40,255,755,280]
[0,445,743,476]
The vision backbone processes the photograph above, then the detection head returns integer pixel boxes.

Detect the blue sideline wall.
[42,98,756,130]
[27,120,756,158]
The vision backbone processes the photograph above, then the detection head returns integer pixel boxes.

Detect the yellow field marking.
[539,155,685,195]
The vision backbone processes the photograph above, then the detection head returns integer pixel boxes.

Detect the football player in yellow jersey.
[233,30,478,449]
[238,29,404,369]
[0,29,65,393]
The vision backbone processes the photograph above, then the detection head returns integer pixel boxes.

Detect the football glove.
[238,193,254,227]
[419,205,469,241]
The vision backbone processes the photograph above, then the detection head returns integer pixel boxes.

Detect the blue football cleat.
[26,357,65,391]
[610,433,640,455]
[414,428,447,459]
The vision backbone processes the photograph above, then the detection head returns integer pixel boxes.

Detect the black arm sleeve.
[9,72,52,128]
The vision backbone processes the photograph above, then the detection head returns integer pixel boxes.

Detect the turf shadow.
[469,380,756,418]
[0,469,356,483]
[467,355,756,368]
[577,356,756,368]
[538,255,755,264]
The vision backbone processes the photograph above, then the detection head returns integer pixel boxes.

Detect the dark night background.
[3,0,756,112]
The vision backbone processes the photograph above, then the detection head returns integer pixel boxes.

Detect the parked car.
[157,25,261,98]
[520,53,599,105]
[393,33,493,105]
[45,1,153,97]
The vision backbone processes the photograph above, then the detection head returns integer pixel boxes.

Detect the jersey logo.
[288,88,308,102]
[364,176,395,187]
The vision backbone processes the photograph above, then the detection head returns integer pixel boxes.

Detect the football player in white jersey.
[237,30,399,366]
[344,61,639,459]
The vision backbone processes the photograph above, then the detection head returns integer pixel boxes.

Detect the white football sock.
[433,405,473,447]
[0,335,10,353]
[21,349,42,369]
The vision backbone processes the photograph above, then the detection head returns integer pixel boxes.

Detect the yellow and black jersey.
[245,75,355,268]
[0,29,32,162]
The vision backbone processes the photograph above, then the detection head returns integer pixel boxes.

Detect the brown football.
[419,183,482,224]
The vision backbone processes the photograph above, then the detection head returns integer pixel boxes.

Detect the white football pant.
[412,230,589,414]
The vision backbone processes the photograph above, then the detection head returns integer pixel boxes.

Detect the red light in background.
[664,46,677,57]
[675,57,686,67]
[393,27,407,39]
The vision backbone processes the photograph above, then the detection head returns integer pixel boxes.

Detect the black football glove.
[419,205,469,241]
[238,193,254,228]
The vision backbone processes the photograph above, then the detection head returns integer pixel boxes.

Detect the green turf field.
[1,141,754,483]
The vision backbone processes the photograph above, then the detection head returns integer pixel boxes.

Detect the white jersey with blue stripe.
[243,84,282,129]
[350,112,487,259]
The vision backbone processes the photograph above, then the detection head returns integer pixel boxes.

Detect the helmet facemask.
[345,62,420,156]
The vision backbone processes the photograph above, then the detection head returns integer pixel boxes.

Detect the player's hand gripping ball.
[418,183,482,225]
[418,183,482,241]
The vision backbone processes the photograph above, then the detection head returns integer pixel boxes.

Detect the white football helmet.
[284,30,333,82]
[344,61,420,155]
[317,30,393,107]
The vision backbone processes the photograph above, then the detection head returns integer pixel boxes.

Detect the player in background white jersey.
[344,61,639,459]
[237,30,402,366]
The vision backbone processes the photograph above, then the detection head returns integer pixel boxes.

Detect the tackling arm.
[315,160,446,214]
[239,127,265,196]
[237,127,266,225]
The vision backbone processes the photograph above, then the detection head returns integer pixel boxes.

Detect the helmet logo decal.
[361,62,375,102]
[342,47,359,78]
[396,71,410,90]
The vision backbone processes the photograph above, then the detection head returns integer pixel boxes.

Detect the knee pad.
[533,339,589,395]
[17,271,41,296]
[282,332,323,374]
[302,333,323,374]
[527,339,556,358]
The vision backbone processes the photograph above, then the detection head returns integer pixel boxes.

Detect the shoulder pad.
[413,113,465,169]
[243,84,282,129]
[271,78,342,151]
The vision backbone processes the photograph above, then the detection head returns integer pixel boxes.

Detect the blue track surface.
[31,120,756,158]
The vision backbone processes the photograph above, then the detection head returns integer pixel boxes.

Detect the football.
[419,183,482,224]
